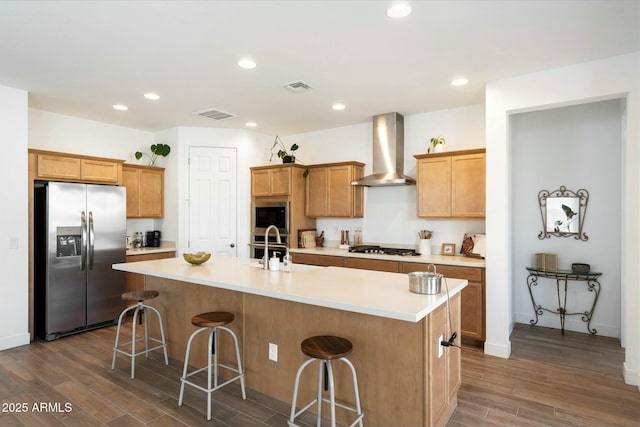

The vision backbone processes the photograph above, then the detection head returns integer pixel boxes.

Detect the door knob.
[228,243,236,248]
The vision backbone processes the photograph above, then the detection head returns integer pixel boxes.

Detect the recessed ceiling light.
[451,77,469,86]
[144,92,160,100]
[238,58,257,69]
[387,1,412,18]
[245,122,257,127]
[113,104,128,111]
[332,103,346,111]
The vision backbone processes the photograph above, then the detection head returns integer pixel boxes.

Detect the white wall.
[28,109,162,238]
[511,100,622,338]
[485,52,640,389]
[287,104,486,250]
[29,109,154,160]
[0,85,30,350]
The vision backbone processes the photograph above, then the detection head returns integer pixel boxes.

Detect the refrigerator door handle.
[88,211,95,269]
[81,211,87,271]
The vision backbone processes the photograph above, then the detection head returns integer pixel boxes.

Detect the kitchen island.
[112,256,467,427]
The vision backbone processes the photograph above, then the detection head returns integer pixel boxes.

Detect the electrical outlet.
[269,343,278,362]
[438,335,444,358]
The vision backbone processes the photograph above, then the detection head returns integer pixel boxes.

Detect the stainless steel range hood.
[351,112,416,187]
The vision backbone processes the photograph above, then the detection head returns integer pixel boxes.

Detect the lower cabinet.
[293,253,345,267]
[344,257,399,272]
[401,262,485,343]
[428,293,461,426]
[126,251,176,293]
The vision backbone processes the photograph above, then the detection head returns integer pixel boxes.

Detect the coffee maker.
[146,230,161,247]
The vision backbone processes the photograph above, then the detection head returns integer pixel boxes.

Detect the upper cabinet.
[305,161,364,218]
[122,164,164,218]
[32,150,123,184]
[414,149,485,218]
[251,164,296,197]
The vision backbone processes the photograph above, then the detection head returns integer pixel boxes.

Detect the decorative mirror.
[538,186,589,241]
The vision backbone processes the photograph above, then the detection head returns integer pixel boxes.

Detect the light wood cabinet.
[251,165,292,196]
[344,257,399,272]
[292,253,345,267]
[32,150,123,184]
[428,293,461,426]
[401,262,485,342]
[414,149,485,218]
[122,164,165,218]
[250,164,316,249]
[305,161,364,218]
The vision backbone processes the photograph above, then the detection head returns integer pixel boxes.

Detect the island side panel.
[144,276,244,367]
[243,293,427,427]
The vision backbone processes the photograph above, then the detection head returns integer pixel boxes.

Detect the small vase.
[433,144,445,153]
[282,155,295,164]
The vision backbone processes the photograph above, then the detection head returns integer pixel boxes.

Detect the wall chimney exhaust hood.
[351,112,416,187]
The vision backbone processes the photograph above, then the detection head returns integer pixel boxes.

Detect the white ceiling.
[0,1,638,136]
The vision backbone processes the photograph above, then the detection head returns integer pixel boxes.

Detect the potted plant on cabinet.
[269,135,298,163]
[427,137,445,154]
[135,143,171,166]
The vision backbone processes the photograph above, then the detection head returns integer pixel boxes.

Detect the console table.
[525,267,601,334]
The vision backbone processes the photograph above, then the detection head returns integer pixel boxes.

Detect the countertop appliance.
[34,181,127,341]
[146,230,161,247]
[348,245,420,256]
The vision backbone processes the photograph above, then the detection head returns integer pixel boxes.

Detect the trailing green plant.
[269,135,298,163]
[135,143,171,166]
[427,136,445,153]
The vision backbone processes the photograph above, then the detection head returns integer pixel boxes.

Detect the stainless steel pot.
[408,264,442,294]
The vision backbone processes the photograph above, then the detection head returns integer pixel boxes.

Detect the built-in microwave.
[252,201,289,235]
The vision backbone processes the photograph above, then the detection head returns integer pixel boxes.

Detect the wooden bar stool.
[178,311,246,421]
[111,290,169,379]
[289,335,364,427]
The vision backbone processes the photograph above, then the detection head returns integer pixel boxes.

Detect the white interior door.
[188,147,237,256]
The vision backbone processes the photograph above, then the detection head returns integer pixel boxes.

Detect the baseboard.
[483,339,511,359]
[0,332,30,351]
[623,361,640,388]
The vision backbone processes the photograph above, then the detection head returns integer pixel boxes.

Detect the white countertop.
[112,256,467,323]
[126,243,176,256]
[290,246,486,268]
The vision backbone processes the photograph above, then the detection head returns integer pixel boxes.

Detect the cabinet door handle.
[228,243,236,248]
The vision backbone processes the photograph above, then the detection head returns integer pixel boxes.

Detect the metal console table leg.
[526,267,601,335]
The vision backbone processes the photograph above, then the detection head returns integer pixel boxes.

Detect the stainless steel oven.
[252,201,289,235]
[251,201,290,260]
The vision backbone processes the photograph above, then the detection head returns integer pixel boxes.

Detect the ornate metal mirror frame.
[538,185,589,241]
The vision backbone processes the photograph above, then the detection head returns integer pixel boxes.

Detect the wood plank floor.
[1,323,638,426]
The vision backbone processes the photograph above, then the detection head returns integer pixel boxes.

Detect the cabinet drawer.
[400,262,482,282]
[293,253,344,267]
[344,257,399,273]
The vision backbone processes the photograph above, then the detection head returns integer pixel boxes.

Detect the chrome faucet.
[263,225,282,269]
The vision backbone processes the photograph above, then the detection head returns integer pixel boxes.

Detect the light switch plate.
[269,343,278,362]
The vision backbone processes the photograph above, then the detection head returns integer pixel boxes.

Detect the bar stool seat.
[289,335,364,427]
[111,290,169,379]
[178,311,246,420]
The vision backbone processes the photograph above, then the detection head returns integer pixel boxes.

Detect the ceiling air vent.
[194,107,237,121]
[282,80,313,93]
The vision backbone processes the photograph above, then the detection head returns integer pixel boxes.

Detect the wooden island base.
[144,275,461,427]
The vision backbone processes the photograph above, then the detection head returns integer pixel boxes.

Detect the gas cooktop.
[348,245,420,256]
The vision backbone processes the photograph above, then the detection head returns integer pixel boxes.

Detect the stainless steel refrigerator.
[34,181,127,341]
